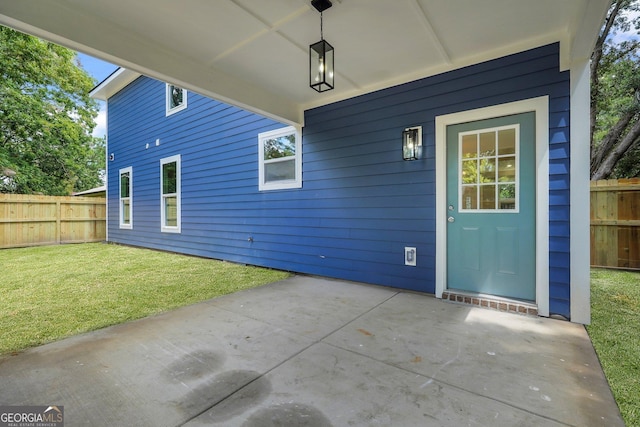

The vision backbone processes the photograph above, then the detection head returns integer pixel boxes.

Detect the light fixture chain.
[320,11,324,40]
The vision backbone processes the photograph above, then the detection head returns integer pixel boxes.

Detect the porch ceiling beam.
[209,2,310,64]
[409,0,452,65]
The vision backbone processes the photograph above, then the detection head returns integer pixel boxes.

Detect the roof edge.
[89,68,141,100]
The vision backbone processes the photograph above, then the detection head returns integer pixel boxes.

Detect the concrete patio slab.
[186,342,569,427]
[323,292,618,426]
[0,276,623,426]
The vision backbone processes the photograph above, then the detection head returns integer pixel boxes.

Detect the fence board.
[0,194,106,249]
[591,178,640,269]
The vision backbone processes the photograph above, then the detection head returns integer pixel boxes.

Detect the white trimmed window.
[166,84,187,116]
[161,155,181,233]
[119,167,132,229]
[258,126,302,191]
[459,124,519,212]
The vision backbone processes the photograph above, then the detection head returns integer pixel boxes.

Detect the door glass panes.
[479,132,495,156]
[480,185,496,209]
[462,186,477,210]
[480,158,496,183]
[459,125,518,211]
[461,134,477,157]
[462,160,477,184]
[498,128,516,154]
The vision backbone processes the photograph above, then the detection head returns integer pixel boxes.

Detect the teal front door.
[446,112,536,301]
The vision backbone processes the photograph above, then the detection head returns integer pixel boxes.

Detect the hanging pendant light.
[310,0,334,92]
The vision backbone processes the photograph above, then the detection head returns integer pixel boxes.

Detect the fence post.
[56,200,61,244]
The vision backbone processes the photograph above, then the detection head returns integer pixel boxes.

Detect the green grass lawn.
[0,243,290,355]
[587,268,640,427]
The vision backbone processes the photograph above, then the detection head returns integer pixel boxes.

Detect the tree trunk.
[592,118,640,180]
[591,110,636,174]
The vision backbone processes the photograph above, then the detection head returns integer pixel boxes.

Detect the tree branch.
[592,117,640,180]
[592,110,636,173]
[591,0,627,146]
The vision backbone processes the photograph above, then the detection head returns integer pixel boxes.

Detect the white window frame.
[258,126,302,191]
[166,83,187,116]
[160,155,181,233]
[457,124,520,213]
[119,166,132,229]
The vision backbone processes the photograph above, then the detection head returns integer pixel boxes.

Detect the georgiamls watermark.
[0,406,63,427]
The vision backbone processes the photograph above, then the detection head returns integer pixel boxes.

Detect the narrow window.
[119,167,132,229]
[166,83,187,116]
[258,126,302,191]
[161,155,181,233]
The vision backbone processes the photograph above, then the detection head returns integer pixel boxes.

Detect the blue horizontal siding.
[107,42,572,318]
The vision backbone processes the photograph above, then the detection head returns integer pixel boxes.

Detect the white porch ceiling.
[0,0,609,125]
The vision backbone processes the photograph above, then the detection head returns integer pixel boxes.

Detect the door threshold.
[442,290,538,317]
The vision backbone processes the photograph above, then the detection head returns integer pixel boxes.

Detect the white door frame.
[434,96,550,317]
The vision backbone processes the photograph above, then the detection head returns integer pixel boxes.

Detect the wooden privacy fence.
[591,178,640,269]
[0,194,106,249]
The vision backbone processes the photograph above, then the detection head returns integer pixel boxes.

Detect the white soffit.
[0,0,610,125]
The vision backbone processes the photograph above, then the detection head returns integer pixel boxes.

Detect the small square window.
[166,84,187,116]
[258,126,302,191]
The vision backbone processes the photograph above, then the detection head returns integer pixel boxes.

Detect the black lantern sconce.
[310,0,334,92]
[402,126,422,161]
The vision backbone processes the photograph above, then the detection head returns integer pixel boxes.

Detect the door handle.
[448,216,455,223]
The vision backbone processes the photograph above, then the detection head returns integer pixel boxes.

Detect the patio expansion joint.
[322,339,576,426]
[318,293,577,427]
[176,290,401,426]
[178,290,575,427]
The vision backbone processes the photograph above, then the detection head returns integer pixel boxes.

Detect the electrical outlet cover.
[405,247,417,266]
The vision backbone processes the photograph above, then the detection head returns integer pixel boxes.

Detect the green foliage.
[264,134,295,160]
[595,60,638,132]
[613,143,640,177]
[0,243,291,354]
[587,269,640,426]
[0,26,104,195]
[591,0,640,179]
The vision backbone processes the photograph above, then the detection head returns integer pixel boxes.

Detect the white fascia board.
[569,0,611,63]
[90,68,141,100]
